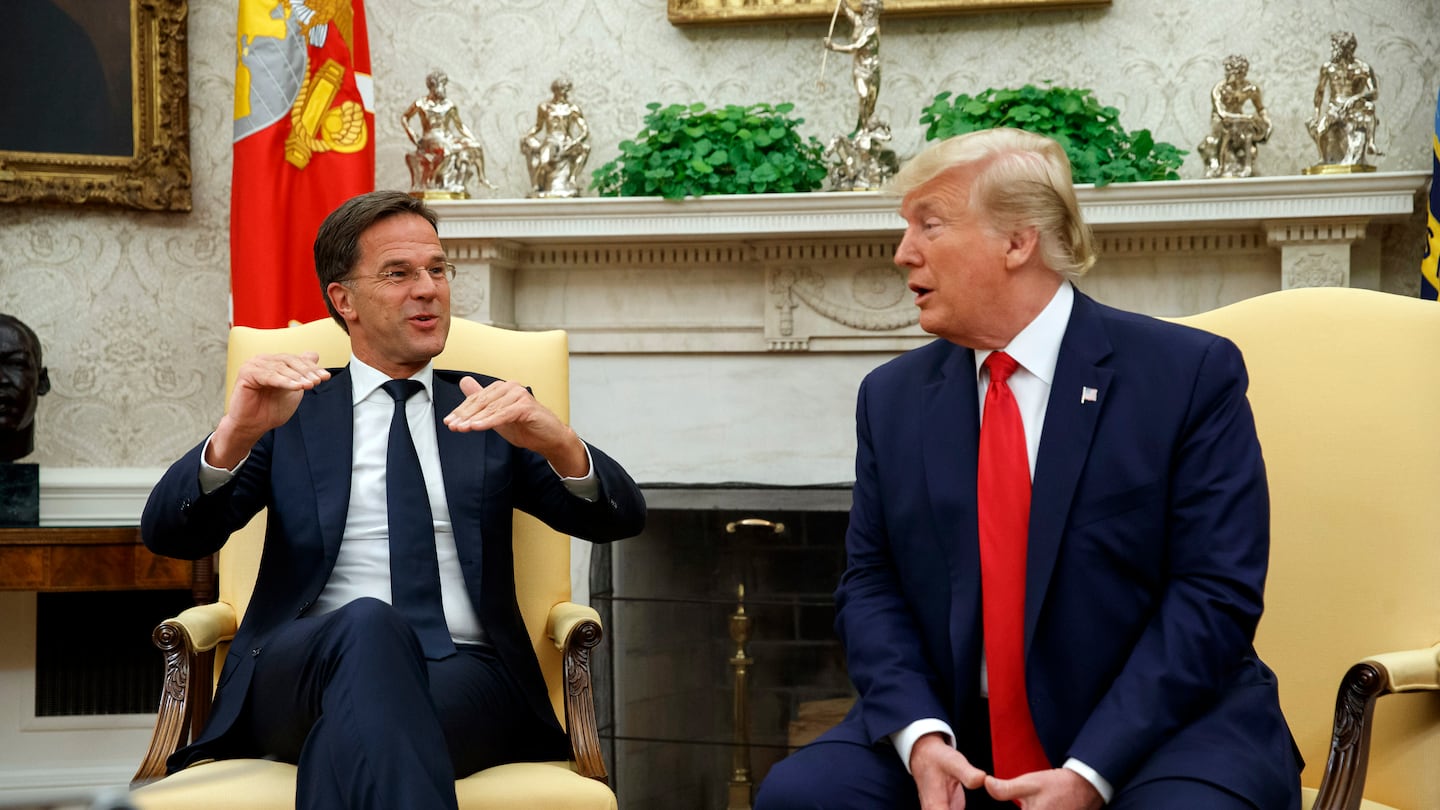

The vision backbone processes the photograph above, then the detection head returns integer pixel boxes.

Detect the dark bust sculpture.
[0,314,51,462]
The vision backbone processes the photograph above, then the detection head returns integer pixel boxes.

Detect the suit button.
[250,647,261,657]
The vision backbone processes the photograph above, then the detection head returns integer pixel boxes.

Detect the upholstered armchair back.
[1175,287,1440,808]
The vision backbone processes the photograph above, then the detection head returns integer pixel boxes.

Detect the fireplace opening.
[591,486,859,810]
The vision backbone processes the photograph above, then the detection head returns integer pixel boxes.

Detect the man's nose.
[894,229,921,268]
[410,274,440,297]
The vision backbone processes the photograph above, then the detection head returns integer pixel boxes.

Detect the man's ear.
[1004,226,1041,271]
[327,282,356,324]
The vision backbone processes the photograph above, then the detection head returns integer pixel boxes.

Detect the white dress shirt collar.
[348,355,436,405]
[974,280,1074,384]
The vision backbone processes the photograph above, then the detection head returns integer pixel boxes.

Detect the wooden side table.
[0,527,210,603]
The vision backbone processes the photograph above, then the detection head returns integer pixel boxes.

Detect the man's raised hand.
[445,376,589,478]
[208,352,330,470]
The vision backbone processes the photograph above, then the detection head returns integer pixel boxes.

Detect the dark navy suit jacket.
[142,368,646,772]
[825,291,1300,806]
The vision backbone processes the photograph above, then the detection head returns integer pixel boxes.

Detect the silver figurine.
[401,69,494,198]
[520,79,592,199]
[822,0,892,191]
[823,0,883,137]
[1197,55,1272,179]
[825,117,897,192]
[1304,32,1381,173]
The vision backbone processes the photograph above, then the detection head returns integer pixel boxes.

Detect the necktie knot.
[985,351,1020,387]
[382,378,425,403]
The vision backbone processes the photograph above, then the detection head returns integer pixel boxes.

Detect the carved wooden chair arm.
[167,601,239,651]
[130,602,239,786]
[548,601,601,651]
[547,601,608,784]
[1311,643,1440,810]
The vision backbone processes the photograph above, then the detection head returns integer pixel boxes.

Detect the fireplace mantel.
[432,171,1427,355]
[435,171,1425,241]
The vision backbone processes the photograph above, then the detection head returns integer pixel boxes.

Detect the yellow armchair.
[1175,288,1440,810]
[129,317,615,810]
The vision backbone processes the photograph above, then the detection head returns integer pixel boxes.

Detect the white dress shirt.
[315,359,488,642]
[888,283,1115,802]
[198,355,598,648]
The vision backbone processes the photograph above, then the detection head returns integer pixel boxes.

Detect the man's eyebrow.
[379,254,447,268]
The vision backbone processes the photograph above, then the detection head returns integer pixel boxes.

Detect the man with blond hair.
[756,129,1300,809]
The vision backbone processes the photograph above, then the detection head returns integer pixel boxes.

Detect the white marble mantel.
[437,170,1425,240]
[432,171,1427,355]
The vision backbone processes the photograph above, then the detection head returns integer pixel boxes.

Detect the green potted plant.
[592,102,828,199]
[919,84,1185,186]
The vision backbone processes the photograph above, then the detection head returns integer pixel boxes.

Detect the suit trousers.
[754,737,1262,810]
[754,738,1009,810]
[242,597,564,810]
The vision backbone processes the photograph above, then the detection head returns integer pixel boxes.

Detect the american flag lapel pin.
[1080,386,1098,404]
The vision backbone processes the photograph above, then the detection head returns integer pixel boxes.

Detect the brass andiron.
[726,518,785,535]
[728,583,754,810]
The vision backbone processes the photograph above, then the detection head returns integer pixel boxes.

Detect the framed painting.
[670,0,1108,25]
[0,0,191,211]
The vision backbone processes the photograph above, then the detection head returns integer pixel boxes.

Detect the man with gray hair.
[756,129,1300,809]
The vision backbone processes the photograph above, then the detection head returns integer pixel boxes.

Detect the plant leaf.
[919,86,1183,185]
[592,99,827,197]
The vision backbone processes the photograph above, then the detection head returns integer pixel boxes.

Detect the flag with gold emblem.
[231,0,374,327]
[1423,87,1440,300]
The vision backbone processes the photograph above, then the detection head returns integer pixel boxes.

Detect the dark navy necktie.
[381,379,455,660]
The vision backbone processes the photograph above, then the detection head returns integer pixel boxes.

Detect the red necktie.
[977,352,1049,778]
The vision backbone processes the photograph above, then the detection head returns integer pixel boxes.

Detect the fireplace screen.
[591,487,858,809]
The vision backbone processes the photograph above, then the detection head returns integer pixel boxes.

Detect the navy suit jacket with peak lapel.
[142,368,646,772]
[824,291,1300,806]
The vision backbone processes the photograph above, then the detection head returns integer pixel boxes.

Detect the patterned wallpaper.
[1,0,1436,468]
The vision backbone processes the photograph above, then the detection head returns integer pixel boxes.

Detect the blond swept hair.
[889,128,1097,279]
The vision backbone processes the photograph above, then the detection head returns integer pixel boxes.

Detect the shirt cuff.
[198,433,248,495]
[552,441,599,502]
[1062,758,1114,804]
[889,719,956,775]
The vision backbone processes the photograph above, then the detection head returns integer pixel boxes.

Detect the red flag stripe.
[230,0,375,328]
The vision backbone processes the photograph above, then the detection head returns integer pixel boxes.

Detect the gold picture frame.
[0,0,191,211]
[669,0,1108,25]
